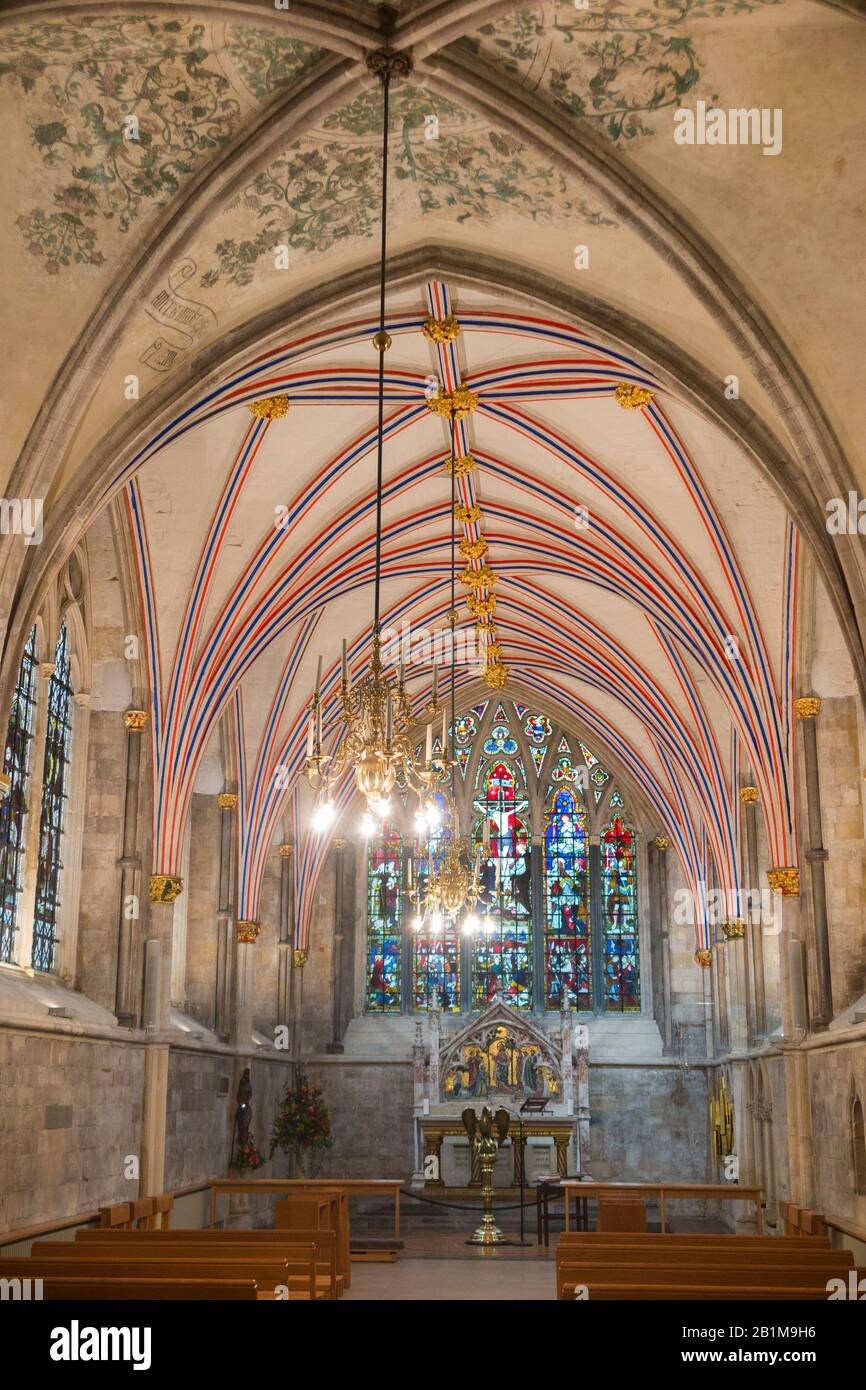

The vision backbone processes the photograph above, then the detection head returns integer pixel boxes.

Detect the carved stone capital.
[795,696,821,719]
[293,948,309,969]
[739,785,758,804]
[235,920,261,944]
[149,874,183,904]
[694,948,712,969]
[217,792,238,810]
[767,866,800,896]
[123,708,148,731]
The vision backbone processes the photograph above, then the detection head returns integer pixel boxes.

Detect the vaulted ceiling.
[1,0,863,943]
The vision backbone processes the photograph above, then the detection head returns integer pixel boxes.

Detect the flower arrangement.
[230,1140,264,1173]
[270,1074,333,1164]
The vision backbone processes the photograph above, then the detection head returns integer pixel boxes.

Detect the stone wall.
[164,1048,294,1191]
[302,1060,414,1179]
[588,1063,710,1184]
[0,1030,144,1233]
[74,710,125,1010]
[806,1041,866,1228]
[184,793,221,1030]
[815,697,866,1011]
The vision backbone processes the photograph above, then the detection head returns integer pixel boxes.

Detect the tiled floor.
[344,1256,555,1300]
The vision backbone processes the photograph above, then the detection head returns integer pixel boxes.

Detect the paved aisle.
[343,1258,553,1300]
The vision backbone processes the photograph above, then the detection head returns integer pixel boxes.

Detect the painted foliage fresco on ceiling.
[0,15,325,274]
[467,0,785,143]
[198,82,616,290]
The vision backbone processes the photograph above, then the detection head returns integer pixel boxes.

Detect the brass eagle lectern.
[462,1104,510,1245]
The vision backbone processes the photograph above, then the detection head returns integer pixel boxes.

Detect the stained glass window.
[524,714,551,743]
[602,815,640,1012]
[365,824,403,1012]
[32,624,73,973]
[0,627,37,963]
[544,787,592,1010]
[472,760,532,1008]
[412,793,459,1011]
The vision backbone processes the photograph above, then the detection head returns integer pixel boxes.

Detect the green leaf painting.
[0,15,323,273]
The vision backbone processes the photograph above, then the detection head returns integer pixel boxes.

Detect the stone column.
[767,868,803,1039]
[740,786,766,1039]
[694,948,714,1057]
[530,834,544,1011]
[292,949,308,1053]
[141,873,183,1197]
[654,836,673,1050]
[722,920,749,1053]
[147,875,182,1031]
[796,696,833,1027]
[231,918,260,1048]
[114,709,147,1024]
[328,838,347,1051]
[214,791,237,1041]
[277,842,294,1049]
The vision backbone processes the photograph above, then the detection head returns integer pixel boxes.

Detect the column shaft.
[114,716,144,1023]
[799,711,833,1025]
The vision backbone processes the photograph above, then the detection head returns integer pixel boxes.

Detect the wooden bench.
[556,1234,834,1256]
[74,1227,340,1298]
[555,1229,854,1300]
[275,1193,350,1291]
[6,1246,321,1301]
[779,1199,827,1238]
[39,1276,258,1301]
[97,1194,174,1231]
[562,1282,831,1301]
[557,1260,857,1299]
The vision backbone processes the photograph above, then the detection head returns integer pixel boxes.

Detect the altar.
[411,998,589,1189]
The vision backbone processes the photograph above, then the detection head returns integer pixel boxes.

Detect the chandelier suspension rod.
[450,414,457,799]
[372,71,391,640]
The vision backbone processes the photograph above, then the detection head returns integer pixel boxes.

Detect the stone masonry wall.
[0,1030,144,1233]
[588,1063,710,1184]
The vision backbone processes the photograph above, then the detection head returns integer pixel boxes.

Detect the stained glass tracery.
[602,815,640,1012]
[0,627,37,963]
[472,760,531,1009]
[32,624,73,973]
[365,825,403,1012]
[544,786,591,1010]
[364,705,640,1016]
[412,793,459,1011]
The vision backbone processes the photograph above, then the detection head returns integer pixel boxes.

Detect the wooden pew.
[555,1229,854,1300]
[275,1193,350,1292]
[74,1228,339,1298]
[40,1276,258,1301]
[563,1283,831,1301]
[597,1195,647,1233]
[557,1261,857,1299]
[97,1194,174,1231]
[558,1232,832,1249]
[1,1250,318,1301]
